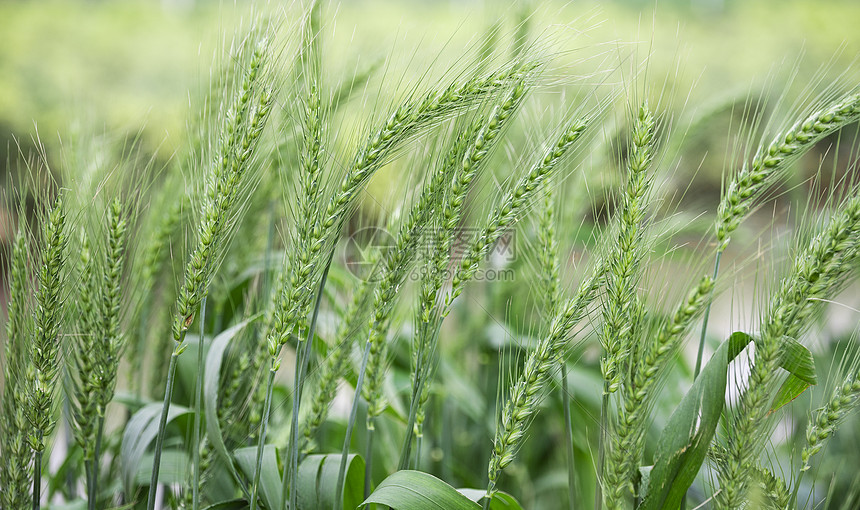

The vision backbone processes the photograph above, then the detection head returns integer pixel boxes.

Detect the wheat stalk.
[147,36,274,510]
[485,271,600,507]
[26,194,68,510]
[1,218,34,509]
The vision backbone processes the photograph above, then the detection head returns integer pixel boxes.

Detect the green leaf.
[234,445,281,510]
[769,336,817,413]
[297,454,365,510]
[779,336,817,385]
[121,402,191,493]
[771,374,810,413]
[458,488,524,509]
[361,470,480,510]
[641,334,733,510]
[641,331,818,508]
[135,449,189,485]
[203,499,250,510]
[204,315,261,498]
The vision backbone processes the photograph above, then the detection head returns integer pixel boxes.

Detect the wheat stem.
[147,350,179,510]
[192,297,207,510]
[693,252,721,379]
[249,368,276,510]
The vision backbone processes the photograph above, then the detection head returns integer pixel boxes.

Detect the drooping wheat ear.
[716,193,860,508]
[1,220,34,510]
[364,81,529,427]
[403,120,486,457]
[445,116,589,312]
[148,38,274,510]
[801,371,860,472]
[600,103,655,397]
[265,63,537,357]
[26,194,68,510]
[301,267,377,454]
[486,271,601,500]
[697,92,860,378]
[606,274,715,502]
[173,43,273,345]
[715,92,860,251]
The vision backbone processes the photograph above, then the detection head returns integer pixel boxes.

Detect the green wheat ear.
[715,92,860,251]
[717,192,860,508]
[27,194,68,452]
[1,214,35,510]
[802,370,860,471]
[25,193,69,509]
[485,270,600,502]
[600,103,655,398]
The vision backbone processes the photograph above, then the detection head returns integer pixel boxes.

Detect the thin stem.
[596,383,609,510]
[482,482,495,510]
[33,449,42,510]
[85,459,94,510]
[562,364,577,510]
[285,249,334,510]
[335,340,372,510]
[63,402,77,499]
[192,298,207,510]
[414,435,422,470]
[365,419,374,498]
[146,349,180,510]
[399,320,442,469]
[250,369,277,510]
[693,251,722,379]
[398,351,425,470]
[91,415,105,510]
[790,471,805,509]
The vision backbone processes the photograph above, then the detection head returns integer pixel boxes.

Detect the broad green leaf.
[779,336,817,385]
[121,402,191,493]
[769,336,818,413]
[297,454,365,510]
[234,445,281,510]
[203,499,250,510]
[771,374,810,413]
[641,331,818,508]
[204,316,261,498]
[641,334,733,510]
[458,488,524,509]
[361,470,480,510]
[135,449,188,485]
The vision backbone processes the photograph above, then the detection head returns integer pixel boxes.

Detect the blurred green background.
[2,0,858,174]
